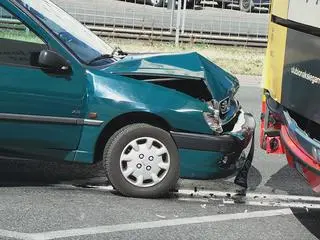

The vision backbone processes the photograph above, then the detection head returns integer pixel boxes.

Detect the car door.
[0,3,87,160]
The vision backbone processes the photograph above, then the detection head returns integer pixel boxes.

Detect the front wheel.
[178,0,196,9]
[185,0,195,9]
[239,0,253,12]
[103,123,179,198]
[148,0,164,7]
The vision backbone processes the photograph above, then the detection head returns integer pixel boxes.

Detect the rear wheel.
[103,123,179,198]
[217,1,226,9]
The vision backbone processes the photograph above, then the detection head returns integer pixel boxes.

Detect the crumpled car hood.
[105,52,239,101]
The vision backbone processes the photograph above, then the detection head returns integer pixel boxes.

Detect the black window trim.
[10,0,101,67]
[8,0,84,68]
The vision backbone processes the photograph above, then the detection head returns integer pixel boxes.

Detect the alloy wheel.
[120,137,170,188]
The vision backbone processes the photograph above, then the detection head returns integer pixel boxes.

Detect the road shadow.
[265,165,315,196]
[0,157,262,194]
[262,164,320,238]
[178,166,262,192]
[291,208,320,240]
[0,159,106,187]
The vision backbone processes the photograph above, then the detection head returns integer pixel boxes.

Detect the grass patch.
[106,38,265,76]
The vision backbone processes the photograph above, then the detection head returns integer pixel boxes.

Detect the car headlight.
[203,112,223,133]
[220,97,231,115]
[204,100,223,133]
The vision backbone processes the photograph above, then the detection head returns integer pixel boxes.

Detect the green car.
[0,0,255,198]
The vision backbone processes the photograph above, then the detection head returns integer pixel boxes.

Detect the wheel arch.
[93,111,172,163]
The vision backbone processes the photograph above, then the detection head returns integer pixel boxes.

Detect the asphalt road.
[0,186,319,240]
[52,0,269,37]
[0,81,319,240]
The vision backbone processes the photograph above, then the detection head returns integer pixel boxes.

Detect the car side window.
[0,5,47,67]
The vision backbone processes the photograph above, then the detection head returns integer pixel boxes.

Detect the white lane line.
[178,197,210,203]
[0,229,34,240]
[51,184,320,208]
[51,184,114,191]
[177,196,320,209]
[79,185,320,205]
[29,208,292,240]
[52,184,320,203]
[221,199,320,209]
[88,185,114,191]
[69,185,320,203]
[177,189,320,203]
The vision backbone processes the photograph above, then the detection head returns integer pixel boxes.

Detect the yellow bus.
[260,0,320,192]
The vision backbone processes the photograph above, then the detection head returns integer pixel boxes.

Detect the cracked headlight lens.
[203,110,223,134]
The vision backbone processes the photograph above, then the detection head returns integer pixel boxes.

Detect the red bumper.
[281,125,320,193]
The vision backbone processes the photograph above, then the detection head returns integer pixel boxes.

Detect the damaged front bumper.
[171,110,255,178]
[281,111,320,193]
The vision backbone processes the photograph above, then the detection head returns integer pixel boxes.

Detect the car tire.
[239,0,253,12]
[103,123,179,198]
[149,0,164,7]
[216,1,226,9]
[178,0,196,9]
[186,0,195,9]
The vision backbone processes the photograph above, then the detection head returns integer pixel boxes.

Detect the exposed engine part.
[122,75,213,101]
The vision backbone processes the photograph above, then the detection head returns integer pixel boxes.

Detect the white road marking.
[27,208,291,240]
[177,189,320,203]
[89,185,114,191]
[0,184,314,240]
[222,199,320,209]
[0,229,34,240]
[57,184,320,203]
[178,197,210,203]
[51,184,114,192]
[51,184,320,209]
[0,209,293,240]
[178,195,320,209]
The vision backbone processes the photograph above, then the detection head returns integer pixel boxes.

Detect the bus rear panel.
[261,0,320,192]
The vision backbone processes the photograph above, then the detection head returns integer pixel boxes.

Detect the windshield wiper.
[88,54,113,65]
[88,47,127,65]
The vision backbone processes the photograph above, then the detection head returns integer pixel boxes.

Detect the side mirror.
[38,50,72,74]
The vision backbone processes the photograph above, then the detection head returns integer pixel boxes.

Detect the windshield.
[16,0,114,64]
